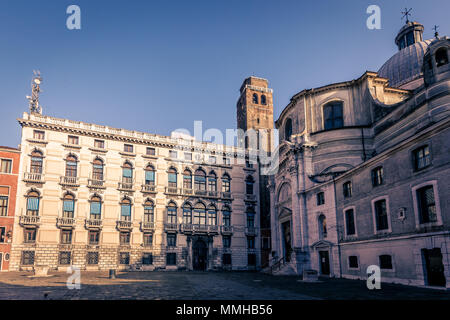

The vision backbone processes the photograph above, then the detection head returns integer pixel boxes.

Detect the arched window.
[252,93,259,104]
[65,155,78,177]
[183,169,192,190]
[30,150,43,174]
[222,173,231,193]
[143,199,154,223]
[144,164,155,186]
[246,206,255,228]
[245,175,255,195]
[26,190,40,216]
[222,206,231,226]
[168,167,177,188]
[62,193,75,218]
[261,95,267,105]
[166,202,177,224]
[318,214,327,239]
[193,202,206,225]
[324,101,344,130]
[436,47,449,67]
[120,197,132,221]
[92,158,104,181]
[90,195,102,220]
[208,171,217,192]
[284,118,292,142]
[182,202,192,225]
[207,204,217,225]
[122,161,133,183]
[194,169,206,191]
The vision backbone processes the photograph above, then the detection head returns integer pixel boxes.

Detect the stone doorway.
[193,240,208,271]
[281,221,292,262]
[422,248,446,287]
[319,250,330,275]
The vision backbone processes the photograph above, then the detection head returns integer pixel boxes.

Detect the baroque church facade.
[269,21,450,288]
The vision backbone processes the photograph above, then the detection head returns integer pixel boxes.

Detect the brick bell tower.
[236,76,274,268]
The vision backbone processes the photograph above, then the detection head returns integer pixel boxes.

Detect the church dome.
[378,39,433,89]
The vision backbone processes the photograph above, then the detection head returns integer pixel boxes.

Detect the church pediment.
[311,239,334,249]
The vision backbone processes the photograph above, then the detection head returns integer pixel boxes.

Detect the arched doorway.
[193,240,208,271]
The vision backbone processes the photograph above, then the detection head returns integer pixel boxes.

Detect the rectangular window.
[119,252,130,265]
[167,233,176,247]
[209,156,216,164]
[248,253,256,266]
[68,135,79,145]
[0,196,8,216]
[417,186,437,224]
[120,232,131,245]
[223,157,230,166]
[247,236,255,249]
[223,236,231,248]
[59,251,71,265]
[142,253,153,265]
[413,146,431,171]
[89,230,100,245]
[87,252,99,265]
[21,251,35,265]
[184,152,192,161]
[374,199,389,231]
[166,252,176,265]
[345,209,356,236]
[0,227,5,243]
[262,237,271,250]
[94,139,105,149]
[146,147,156,156]
[343,181,352,198]
[223,253,232,265]
[60,230,72,244]
[24,228,36,243]
[379,255,393,270]
[33,130,45,140]
[324,102,344,130]
[0,159,12,174]
[124,144,134,153]
[143,233,153,246]
[371,167,383,187]
[348,256,358,269]
[316,192,325,206]
[169,150,177,158]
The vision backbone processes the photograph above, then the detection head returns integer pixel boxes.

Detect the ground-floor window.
[24,228,36,243]
[166,252,176,265]
[21,251,35,265]
[248,253,256,266]
[379,255,393,270]
[143,253,153,265]
[89,231,100,245]
[59,251,71,265]
[223,253,232,265]
[119,252,130,265]
[348,256,359,269]
[120,232,131,245]
[143,233,153,247]
[87,252,99,265]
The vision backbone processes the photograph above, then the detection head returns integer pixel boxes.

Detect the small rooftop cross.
[401,7,412,23]
[433,25,439,38]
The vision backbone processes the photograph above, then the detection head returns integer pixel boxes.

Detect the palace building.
[269,20,450,288]
[9,108,264,271]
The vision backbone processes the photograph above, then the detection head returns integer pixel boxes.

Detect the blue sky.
[0,0,449,148]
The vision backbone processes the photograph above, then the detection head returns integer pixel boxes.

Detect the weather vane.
[433,25,439,38]
[401,7,412,23]
[26,70,43,114]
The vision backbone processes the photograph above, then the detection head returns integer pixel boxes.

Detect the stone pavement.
[0,271,448,300]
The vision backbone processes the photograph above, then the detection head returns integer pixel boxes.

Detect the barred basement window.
[119,252,130,265]
[21,251,35,265]
[348,256,358,269]
[379,255,393,270]
[223,253,232,265]
[166,252,176,265]
[248,253,256,266]
[59,251,71,265]
[142,253,153,265]
[87,252,99,265]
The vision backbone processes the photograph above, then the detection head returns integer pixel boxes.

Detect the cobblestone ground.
[0,271,448,300]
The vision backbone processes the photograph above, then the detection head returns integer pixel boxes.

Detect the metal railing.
[88,179,105,188]
[164,223,178,231]
[245,226,258,235]
[85,219,102,229]
[23,172,43,183]
[56,217,75,227]
[116,220,133,229]
[140,221,155,231]
[220,225,234,234]
[180,224,219,234]
[141,184,156,193]
[19,215,40,226]
[165,187,180,195]
[60,176,79,186]
[118,181,134,191]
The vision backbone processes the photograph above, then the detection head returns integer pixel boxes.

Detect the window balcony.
[165,187,181,195]
[141,184,157,194]
[222,192,232,200]
[245,194,257,202]
[182,188,194,196]
[88,179,106,189]
[19,215,40,227]
[56,217,75,228]
[180,224,219,235]
[118,181,134,192]
[85,218,102,230]
[60,176,80,187]
[220,225,234,235]
[140,221,155,232]
[194,189,207,197]
[23,172,44,184]
[164,223,178,232]
[116,220,133,231]
[207,190,219,198]
[245,226,258,236]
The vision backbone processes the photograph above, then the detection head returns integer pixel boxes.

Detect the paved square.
[0,271,448,300]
